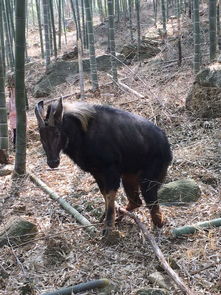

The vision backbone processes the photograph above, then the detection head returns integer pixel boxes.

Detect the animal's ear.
[35,100,45,128]
[54,97,64,124]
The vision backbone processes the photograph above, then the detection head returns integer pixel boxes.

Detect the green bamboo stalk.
[81,0,88,49]
[176,0,182,66]
[48,3,53,56]
[0,0,6,75]
[122,0,128,20]
[4,0,14,46]
[107,0,118,81]
[209,0,217,61]
[70,0,79,41]
[0,50,9,154]
[135,0,141,62]
[49,0,57,58]
[193,0,201,73]
[153,0,158,27]
[14,0,27,175]
[84,0,99,90]
[41,279,110,295]
[115,0,120,22]
[2,0,14,69]
[5,0,15,41]
[188,0,192,18]
[42,0,51,67]
[36,0,44,59]
[58,0,62,50]
[77,39,85,99]
[217,1,221,50]
[128,0,134,42]
[62,0,67,44]
[75,0,83,54]
[161,0,167,34]
[172,218,221,237]
[97,0,105,23]
[31,0,36,26]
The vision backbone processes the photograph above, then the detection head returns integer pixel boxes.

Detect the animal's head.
[35,97,64,168]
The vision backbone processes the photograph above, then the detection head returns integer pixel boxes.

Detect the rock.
[0,150,9,165]
[62,47,78,60]
[147,272,171,290]
[147,271,175,294]
[0,217,38,247]
[136,288,169,295]
[120,40,160,60]
[186,63,221,118]
[158,179,201,205]
[65,18,75,31]
[33,54,124,97]
[0,164,13,176]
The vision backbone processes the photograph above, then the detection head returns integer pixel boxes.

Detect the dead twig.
[191,263,217,275]
[107,73,145,99]
[115,204,196,295]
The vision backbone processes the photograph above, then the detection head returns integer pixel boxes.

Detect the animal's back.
[78,105,172,173]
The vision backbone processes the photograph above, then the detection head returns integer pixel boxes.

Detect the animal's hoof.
[102,227,111,237]
[150,209,164,228]
[125,201,142,211]
[152,216,164,228]
[102,229,122,245]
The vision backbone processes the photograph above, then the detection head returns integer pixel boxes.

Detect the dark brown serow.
[35,98,172,236]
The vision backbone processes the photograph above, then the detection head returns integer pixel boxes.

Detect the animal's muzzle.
[47,159,60,168]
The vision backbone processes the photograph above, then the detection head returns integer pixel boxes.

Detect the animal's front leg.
[102,190,117,236]
[92,168,120,236]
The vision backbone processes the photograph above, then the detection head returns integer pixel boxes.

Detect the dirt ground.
[1,3,221,295]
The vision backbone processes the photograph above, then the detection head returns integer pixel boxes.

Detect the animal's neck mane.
[46,102,96,131]
[63,102,96,131]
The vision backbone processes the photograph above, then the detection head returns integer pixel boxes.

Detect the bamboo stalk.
[172,218,221,237]
[116,204,196,295]
[41,279,110,295]
[29,172,97,235]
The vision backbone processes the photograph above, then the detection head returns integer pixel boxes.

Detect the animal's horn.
[54,97,63,123]
[48,105,55,126]
[35,101,45,128]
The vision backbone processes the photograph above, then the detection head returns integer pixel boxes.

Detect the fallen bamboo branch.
[115,204,196,295]
[107,73,145,99]
[172,218,221,237]
[117,80,145,99]
[41,279,110,295]
[29,172,97,235]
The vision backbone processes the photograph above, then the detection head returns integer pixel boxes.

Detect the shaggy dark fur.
[35,98,172,236]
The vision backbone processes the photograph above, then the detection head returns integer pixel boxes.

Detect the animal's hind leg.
[140,179,163,227]
[122,174,142,211]
[139,164,168,228]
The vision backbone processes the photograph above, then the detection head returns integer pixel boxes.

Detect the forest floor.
[0,3,221,295]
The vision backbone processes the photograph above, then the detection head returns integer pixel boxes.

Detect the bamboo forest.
[0,1,221,294]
